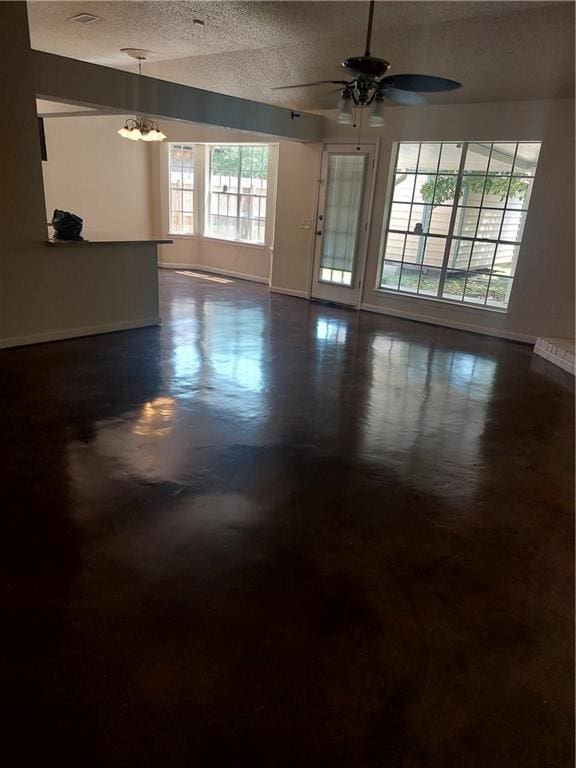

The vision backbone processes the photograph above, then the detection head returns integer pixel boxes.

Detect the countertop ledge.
[46,239,173,246]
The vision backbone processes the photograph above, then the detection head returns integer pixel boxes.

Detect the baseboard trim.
[160,263,269,285]
[270,286,310,299]
[0,317,161,350]
[159,262,198,270]
[359,302,536,344]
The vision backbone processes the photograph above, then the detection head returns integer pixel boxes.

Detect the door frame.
[309,140,380,308]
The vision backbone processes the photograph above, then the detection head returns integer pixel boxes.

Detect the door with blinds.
[311,144,375,306]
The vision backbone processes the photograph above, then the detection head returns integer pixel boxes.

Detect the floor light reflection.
[176,271,233,284]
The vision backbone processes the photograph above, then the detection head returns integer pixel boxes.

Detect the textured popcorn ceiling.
[27,1,575,110]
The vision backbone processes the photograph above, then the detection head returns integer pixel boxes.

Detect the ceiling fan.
[272,0,461,126]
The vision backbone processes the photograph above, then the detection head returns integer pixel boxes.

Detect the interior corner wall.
[42,115,153,240]
[318,98,575,341]
[152,119,321,287]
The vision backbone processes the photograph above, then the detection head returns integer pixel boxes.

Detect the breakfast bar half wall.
[0,4,177,350]
[0,240,171,349]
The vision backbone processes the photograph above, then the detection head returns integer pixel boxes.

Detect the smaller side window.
[169,143,194,234]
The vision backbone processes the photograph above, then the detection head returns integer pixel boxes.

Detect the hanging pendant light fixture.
[118,49,167,142]
[118,117,166,142]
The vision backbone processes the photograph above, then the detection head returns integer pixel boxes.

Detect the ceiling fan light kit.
[117,49,167,142]
[273,0,461,130]
[368,92,385,127]
[336,90,354,124]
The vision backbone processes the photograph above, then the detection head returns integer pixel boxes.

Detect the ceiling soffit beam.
[37,108,120,118]
[31,50,322,142]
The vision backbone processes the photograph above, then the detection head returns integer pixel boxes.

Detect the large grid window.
[380,141,541,309]
[207,145,268,244]
[169,144,194,234]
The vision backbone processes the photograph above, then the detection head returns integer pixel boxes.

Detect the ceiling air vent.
[69,13,101,24]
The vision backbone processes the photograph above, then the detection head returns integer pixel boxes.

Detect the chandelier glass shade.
[118,117,166,142]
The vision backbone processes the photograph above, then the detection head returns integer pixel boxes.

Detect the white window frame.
[164,142,276,247]
[205,144,270,246]
[168,143,195,235]
[378,140,541,312]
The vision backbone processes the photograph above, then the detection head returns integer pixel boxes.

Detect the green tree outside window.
[420,173,529,207]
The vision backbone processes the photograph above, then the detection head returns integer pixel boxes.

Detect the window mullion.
[483,143,520,306]
[195,144,204,236]
[496,142,518,243]
[437,143,469,298]
[250,148,255,238]
[237,147,242,238]
[180,148,184,233]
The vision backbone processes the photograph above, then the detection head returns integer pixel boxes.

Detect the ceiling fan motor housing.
[271,0,461,109]
[341,55,391,78]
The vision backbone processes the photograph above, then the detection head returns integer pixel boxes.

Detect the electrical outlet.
[301,220,312,230]
[551,303,561,315]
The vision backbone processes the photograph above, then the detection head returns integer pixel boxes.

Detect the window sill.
[373,287,509,315]
[202,236,268,250]
[166,233,269,250]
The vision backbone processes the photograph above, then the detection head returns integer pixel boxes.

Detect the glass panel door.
[312,144,375,306]
[319,154,367,286]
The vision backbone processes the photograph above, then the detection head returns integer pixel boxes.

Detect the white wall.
[271,141,321,296]
[42,115,153,240]
[299,98,574,341]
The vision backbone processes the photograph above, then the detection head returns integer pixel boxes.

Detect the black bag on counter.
[51,209,84,241]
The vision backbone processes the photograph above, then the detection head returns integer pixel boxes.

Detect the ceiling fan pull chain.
[356,106,364,150]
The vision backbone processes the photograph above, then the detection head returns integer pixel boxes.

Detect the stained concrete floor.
[3,270,574,767]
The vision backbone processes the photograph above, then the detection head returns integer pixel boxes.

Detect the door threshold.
[310,297,359,310]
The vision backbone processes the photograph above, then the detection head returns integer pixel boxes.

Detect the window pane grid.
[389,144,468,261]
[207,145,268,244]
[381,141,541,309]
